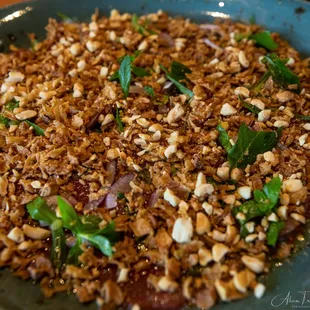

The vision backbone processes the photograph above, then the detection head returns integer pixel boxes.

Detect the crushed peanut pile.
[0,8,310,310]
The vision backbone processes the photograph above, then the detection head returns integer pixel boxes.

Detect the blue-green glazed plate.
[0,0,310,309]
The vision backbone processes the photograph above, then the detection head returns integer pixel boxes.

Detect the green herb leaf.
[117,192,125,199]
[267,221,284,246]
[216,124,232,152]
[160,63,193,98]
[51,225,66,269]
[170,61,191,81]
[252,71,272,94]
[109,71,120,81]
[57,196,81,233]
[132,14,147,35]
[97,221,120,243]
[57,12,77,23]
[81,234,113,256]
[144,86,155,97]
[131,14,156,36]
[119,55,132,98]
[79,215,102,234]
[235,177,281,223]
[115,106,124,132]
[255,176,282,213]
[262,54,300,89]
[166,75,194,98]
[249,31,278,51]
[295,114,310,121]
[26,197,58,225]
[27,197,66,268]
[0,114,12,127]
[132,65,150,77]
[226,123,281,169]
[5,98,19,111]
[238,95,262,115]
[67,236,82,265]
[24,120,45,136]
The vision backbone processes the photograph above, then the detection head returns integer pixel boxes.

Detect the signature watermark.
[271,291,310,308]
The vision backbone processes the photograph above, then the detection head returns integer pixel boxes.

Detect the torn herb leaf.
[131,65,150,77]
[5,98,19,111]
[115,107,124,132]
[131,14,156,36]
[82,234,113,256]
[112,52,149,96]
[261,54,300,90]
[27,197,66,268]
[67,236,82,265]
[144,86,155,97]
[216,124,232,152]
[57,12,77,23]
[0,114,12,127]
[218,123,281,169]
[160,63,193,98]
[117,192,125,199]
[57,196,81,234]
[238,95,262,115]
[235,177,281,223]
[119,55,132,98]
[109,71,119,81]
[267,221,284,246]
[24,120,45,136]
[170,61,191,81]
[27,197,58,225]
[249,31,278,51]
[51,225,67,269]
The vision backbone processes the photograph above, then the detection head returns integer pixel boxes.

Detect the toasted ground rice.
[0,8,310,310]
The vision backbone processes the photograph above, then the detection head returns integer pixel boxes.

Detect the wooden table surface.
[1,0,26,8]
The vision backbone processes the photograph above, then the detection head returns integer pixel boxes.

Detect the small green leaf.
[79,215,102,234]
[144,86,155,97]
[117,192,125,199]
[295,114,310,121]
[216,124,232,152]
[57,196,81,233]
[252,71,272,94]
[160,63,193,98]
[5,98,19,111]
[81,234,113,256]
[119,55,132,98]
[249,31,278,51]
[227,123,281,168]
[131,14,156,36]
[115,106,124,132]
[51,226,66,269]
[67,237,82,265]
[171,165,178,176]
[170,61,191,81]
[57,12,77,23]
[0,114,12,128]
[132,65,150,77]
[26,197,58,225]
[235,33,249,42]
[166,75,193,98]
[236,200,265,222]
[238,95,262,115]
[267,221,284,246]
[262,54,300,89]
[109,71,119,81]
[235,177,281,225]
[24,120,44,136]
